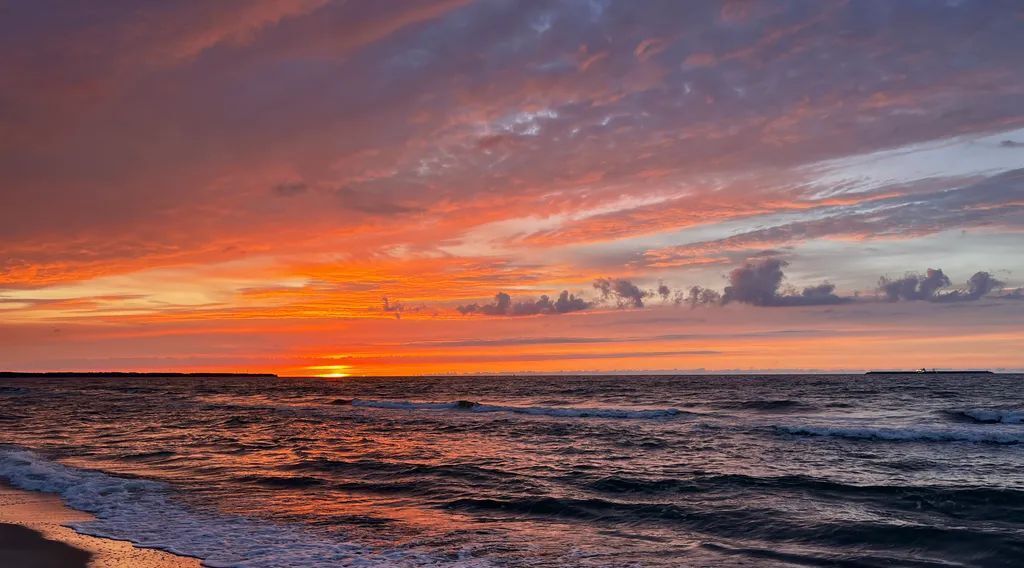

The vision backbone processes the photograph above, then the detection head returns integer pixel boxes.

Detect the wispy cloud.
[2,1,1023,372]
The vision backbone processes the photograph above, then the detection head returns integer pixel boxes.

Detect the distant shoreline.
[865,370,994,375]
[0,372,278,378]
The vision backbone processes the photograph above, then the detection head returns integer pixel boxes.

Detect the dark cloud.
[798,283,842,304]
[1000,288,1024,300]
[382,296,403,319]
[272,181,308,197]
[678,264,1008,309]
[722,258,844,307]
[879,268,951,301]
[657,282,671,302]
[722,258,786,306]
[335,187,423,215]
[1000,140,1024,148]
[879,269,1007,302]
[549,290,591,314]
[457,290,590,316]
[957,271,1004,301]
[593,278,649,308]
[463,264,1012,317]
[680,285,722,307]
[476,134,516,150]
[458,292,511,316]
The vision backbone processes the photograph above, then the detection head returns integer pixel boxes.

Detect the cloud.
[674,264,1009,309]
[593,278,649,308]
[382,296,403,319]
[798,283,842,304]
[722,258,844,307]
[5,0,1024,294]
[334,187,423,215]
[1000,140,1024,148]
[640,169,1024,270]
[460,262,1013,317]
[272,181,309,197]
[457,290,590,316]
[680,286,722,307]
[722,258,786,306]
[656,282,671,302]
[879,269,1007,302]
[549,290,590,314]
[959,271,1004,301]
[1000,288,1024,300]
[878,268,951,301]
[3,0,1024,374]
[458,292,511,316]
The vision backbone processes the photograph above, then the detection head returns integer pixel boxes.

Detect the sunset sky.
[2,0,1023,376]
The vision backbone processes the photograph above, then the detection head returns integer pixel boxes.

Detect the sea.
[1,374,1022,567]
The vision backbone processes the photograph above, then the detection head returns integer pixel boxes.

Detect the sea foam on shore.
[0,448,487,568]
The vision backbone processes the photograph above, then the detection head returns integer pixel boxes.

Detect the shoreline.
[0,482,200,568]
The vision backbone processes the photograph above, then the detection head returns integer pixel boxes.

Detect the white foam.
[0,448,488,567]
[350,399,685,419]
[777,425,1024,444]
[960,409,1024,424]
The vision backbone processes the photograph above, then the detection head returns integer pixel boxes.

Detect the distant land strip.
[0,372,278,378]
[865,370,993,375]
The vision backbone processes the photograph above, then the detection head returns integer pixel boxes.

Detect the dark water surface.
[1,374,1022,567]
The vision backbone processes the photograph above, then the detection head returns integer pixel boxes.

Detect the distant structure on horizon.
[865,369,994,375]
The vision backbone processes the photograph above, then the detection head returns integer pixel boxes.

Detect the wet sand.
[0,483,200,568]
[0,521,91,568]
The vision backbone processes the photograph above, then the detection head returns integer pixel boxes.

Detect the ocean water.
[1,374,1023,567]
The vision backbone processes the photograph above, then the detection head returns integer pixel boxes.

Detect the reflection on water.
[2,374,1024,566]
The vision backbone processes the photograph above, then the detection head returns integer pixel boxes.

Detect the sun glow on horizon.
[307,365,352,378]
[2,2,1023,374]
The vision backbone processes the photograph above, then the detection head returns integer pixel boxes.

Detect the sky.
[2,0,1023,376]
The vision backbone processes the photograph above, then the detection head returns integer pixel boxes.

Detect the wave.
[118,450,177,461]
[444,496,696,522]
[236,474,325,488]
[699,541,963,568]
[0,448,487,567]
[286,458,531,491]
[775,425,1024,444]
[443,494,1022,556]
[950,409,1024,424]
[345,399,686,419]
[584,473,1024,522]
[715,399,812,412]
[201,397,688,421]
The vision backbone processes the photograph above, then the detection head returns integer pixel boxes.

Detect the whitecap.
[0,448,488,567]
[775,425,1024,444]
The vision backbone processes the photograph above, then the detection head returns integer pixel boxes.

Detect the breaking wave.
[345,399,687,419]
[949,408,1024,424]
[442,494,1022,555]
[0,448,486,567]
[775,425,1024,444]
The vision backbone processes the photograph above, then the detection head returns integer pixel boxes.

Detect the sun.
[307,365,352,378]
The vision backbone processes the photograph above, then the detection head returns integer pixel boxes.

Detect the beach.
[0,482,198,568]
